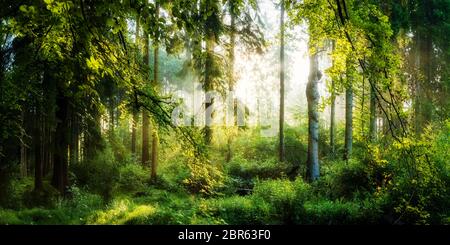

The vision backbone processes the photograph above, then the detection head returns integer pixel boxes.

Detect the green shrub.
[65,186,104,216]
[0,176,33,209]
[301,197,384,225]
[15,208,66,224]
[182,153,224,196]
[0,168,15,208]
[143,206,195,225]
[284,127,308,176]
[23,182,60,208]
[226,156,289,180]
[314,159,375,199]
[303,200,361,224]
[252,179,296,223]
[385,125,450,224]
[252,178,310,224]
[233,131,275,161]
[132,189,197,224]
[0,209,22,224]
[71,146,119,200]
[117,163,148,194]
[198,196,272,225]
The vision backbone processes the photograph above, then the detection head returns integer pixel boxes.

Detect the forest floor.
[0,126,449,225]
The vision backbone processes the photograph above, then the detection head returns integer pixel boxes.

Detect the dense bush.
[318,159,374,200]
[0,176,33,209]
[117,163,148,194]
[71,147,119,200]
[383,125,450,224]
[23,182,60,208]
[232,130,276,161]
[182,152,225,196]
[226,156,289,180]
[0,186,104,225]
[223,156,292,196]
[284,127,308,176]
[252,179,302,223]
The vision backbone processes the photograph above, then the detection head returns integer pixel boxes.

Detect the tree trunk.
[369,84,377,141]
[69,107,79,166]
[330,78,336,156]
[20,110,29,178]
[360,77,366,139]
[306,52,321,181]
[226,1,237,162]
[42,71,56,176]
[344,86,353,161]
[131,15,140,156]
[414,2,433,136]
[34,106,43,191]
[131,111,138,155]
[279,0,286,162]
[141,28,150,166]
[415,24,433,135]
[151,3,160,180]
[204,33,215,145]
[83,106,102,161]
[42,114,49,177]
[109,98,115,135]
[52,92,69,195]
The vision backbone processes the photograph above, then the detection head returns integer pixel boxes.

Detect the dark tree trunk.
[42,115,49,177]
[131,111,138,155]
[42,71,56,177]
[69,106,79,166]
[52,92,69,195]
[83,107,102,161]
[34,107,43,191]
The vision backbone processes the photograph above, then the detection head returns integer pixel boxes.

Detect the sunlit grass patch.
[87,199,156,225]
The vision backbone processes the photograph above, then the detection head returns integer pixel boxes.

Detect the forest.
[0,0,449,225]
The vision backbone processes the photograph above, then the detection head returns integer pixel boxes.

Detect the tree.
[131,15,140,156]
[151,2,161,180]
[279,0,286,162]
[369,83,377,141]
[404,0,450,136]
[306,51,322,181]
[51,91,69,194]
[226,0,237,162]
[329,43,337,156]
[142,12,151,166]
[202,0,221,145]
[344,79,353,161]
